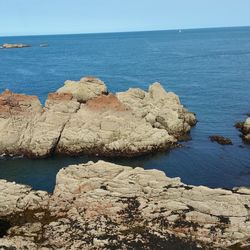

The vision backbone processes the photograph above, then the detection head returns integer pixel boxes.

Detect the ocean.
[0,27,250,192]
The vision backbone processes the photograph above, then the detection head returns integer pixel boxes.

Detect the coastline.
[0,160,249,249]
[1,0,250,248]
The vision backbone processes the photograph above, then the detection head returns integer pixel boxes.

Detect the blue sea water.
[0,27,250,192]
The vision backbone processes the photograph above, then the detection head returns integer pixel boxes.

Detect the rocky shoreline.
[0,77,196,159]
[0,160,249,249]
[2,77,249,249]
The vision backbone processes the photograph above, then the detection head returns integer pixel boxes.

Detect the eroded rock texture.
[0,77,196,158]
[0,161,250,249]
[57,76,108,103]
[117,83,196,138]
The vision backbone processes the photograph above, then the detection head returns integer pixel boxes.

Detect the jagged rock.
[0,161,249,249]
[0,78,196,158]
[57,76,108,103]
[209,135,233,145]
[1,43,31,49]
[117,83,196,138]
[235,118,250,143]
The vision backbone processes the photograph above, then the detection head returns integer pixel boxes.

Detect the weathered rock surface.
[0,77,196,158]
[0,161,249,249]
[0,43,31,49]
[56,94,175,157]
[117,83,196,138]
[0,90,80,158]
[57,76,108,103]
[236,118,250,143]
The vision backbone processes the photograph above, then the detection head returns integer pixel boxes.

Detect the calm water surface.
[0,27,250,192]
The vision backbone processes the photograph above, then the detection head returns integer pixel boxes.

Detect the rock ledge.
[0,161,249,249]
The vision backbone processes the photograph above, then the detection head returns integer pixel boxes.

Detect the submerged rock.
[1,43,31,49]
[209,135,233,145]
[235,118,250,143]
[0,77,196,158]
[0,161,249,249]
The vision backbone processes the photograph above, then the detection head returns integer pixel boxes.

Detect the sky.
[0,0,250,36]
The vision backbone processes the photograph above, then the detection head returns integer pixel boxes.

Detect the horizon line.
[1,25,250,38]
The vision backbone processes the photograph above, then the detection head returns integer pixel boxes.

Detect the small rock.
[209,135,233,145]
[1,43,31,49]
[235,118,250,144]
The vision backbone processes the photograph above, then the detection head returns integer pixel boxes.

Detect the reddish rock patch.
[0,89,39,102]
[47,92,73,101]
[86,94,128,112]
[0,90,42,116]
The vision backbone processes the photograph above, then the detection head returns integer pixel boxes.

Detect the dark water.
[0,27,250,192]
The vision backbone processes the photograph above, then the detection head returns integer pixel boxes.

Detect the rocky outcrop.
[0,43,31,49]
[117,83,196,138]
[0,161,249,249]
[0,77,196,158]
[236,118,250,143]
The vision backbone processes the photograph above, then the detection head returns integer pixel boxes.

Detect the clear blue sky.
[1,0,250,36]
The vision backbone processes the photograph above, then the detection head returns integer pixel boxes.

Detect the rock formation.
[0,77,196,158]
[117,83,196,138]
[0,161,249,249]
[0,43,31,49]
[236,118,250,143]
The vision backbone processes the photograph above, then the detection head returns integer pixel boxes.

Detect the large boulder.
[57,76,108,103]
[0,77,196,158]
[0,161,249,249]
